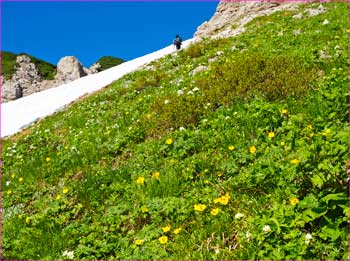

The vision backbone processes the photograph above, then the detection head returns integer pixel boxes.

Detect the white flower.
[263,225,271,233]
[177,89,184,96]
[235,213,244,219]
[6,181,11,186]
[62,250,74,259]
[246,232,251,239]
[192,87,200,92]
[322,19,329,25]
[305,233,312,244]
[164,100,170,104]
[187,90,194,95]
[179,127,185,131]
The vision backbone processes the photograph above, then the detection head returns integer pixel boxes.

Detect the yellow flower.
[46,157,51,162]
[136,176,145,185]
[268,131,275,138]
[18,177,23,182]
[56,195,62,200]
[214,193,230,205]
[249,146,256,154]
[25,217,31,224]
[63,187,69,194]
[166,138,173,145]
[204,179,210,184]
[217,173,224,177]
[334,35,339,39]
[291,159,300,164]
[210,208,219,216]
[280,141,285,146]
[146,113,152,119]
[194,204,207,212]
[152,171,160,180]
[159,235,168,244]
[322,129,331,136]
[290,197,299,206]
[173,227,182,234]
[6,190,12,195]
[141,205,148,213]
[11,173,16,179]
[135,239,144,245]
[347,29,350,33]
[306,124,313,131]
[281,109,288,114]
[228,145,235,151]
[162,225,171,233]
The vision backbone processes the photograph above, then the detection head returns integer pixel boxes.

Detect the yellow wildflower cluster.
[173,227,182,234]
[268,131,275,138]
[290,197,299,206]
[210,208,219,216]
[141,205,148,213]
[281,109,288,115]
[322,129,331,136]
[162,225,171,233]
[136,176,145,185]
[159,235,168,244]
[166,138,173,145]
[228,145,235,151]
[152,171,160,180]
[214,193,230,205]
[135,239,144,245]
[249,146,256,154]
[290,159,300,164]
[194,204,207,212]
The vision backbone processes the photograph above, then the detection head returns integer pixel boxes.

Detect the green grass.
[2,2,349,259]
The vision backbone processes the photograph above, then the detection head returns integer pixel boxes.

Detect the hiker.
[173,34,183,50]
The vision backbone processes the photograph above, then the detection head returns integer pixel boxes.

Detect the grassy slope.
[2,2,348,259]
[1,51,57,80]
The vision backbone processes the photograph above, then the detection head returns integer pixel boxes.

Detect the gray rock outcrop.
[2,55,101,103]
[194,1,301,39]
[2,55,44,102]
[55,56,86,83]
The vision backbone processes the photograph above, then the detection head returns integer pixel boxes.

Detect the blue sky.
[2,1,218,67]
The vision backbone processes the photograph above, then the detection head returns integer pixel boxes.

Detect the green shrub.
[95,56,125,71]
[1,51,18,80]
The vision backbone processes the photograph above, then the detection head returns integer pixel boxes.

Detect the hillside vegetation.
[1,51,57,80]
[2,2,348,259]
[95,56,125,72]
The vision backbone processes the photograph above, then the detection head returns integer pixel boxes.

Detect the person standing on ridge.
[173,34,183,50]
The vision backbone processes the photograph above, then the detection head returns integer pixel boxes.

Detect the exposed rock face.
[55,56,86,83]
[194,1,301,39]
[83,62,101,75]
[2,55,44,102]
[2,55,101,103]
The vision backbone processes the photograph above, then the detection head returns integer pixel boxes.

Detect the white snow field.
[1,39,193,138]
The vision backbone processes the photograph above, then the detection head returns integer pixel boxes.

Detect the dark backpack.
[174,37,182,46]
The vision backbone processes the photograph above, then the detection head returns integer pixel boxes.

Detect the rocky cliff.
[194,1,302,38]
[1,55,101,103]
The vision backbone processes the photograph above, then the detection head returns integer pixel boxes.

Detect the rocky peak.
[194,1,301,38]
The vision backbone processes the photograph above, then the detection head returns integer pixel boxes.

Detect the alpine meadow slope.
[2,2,349,259]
